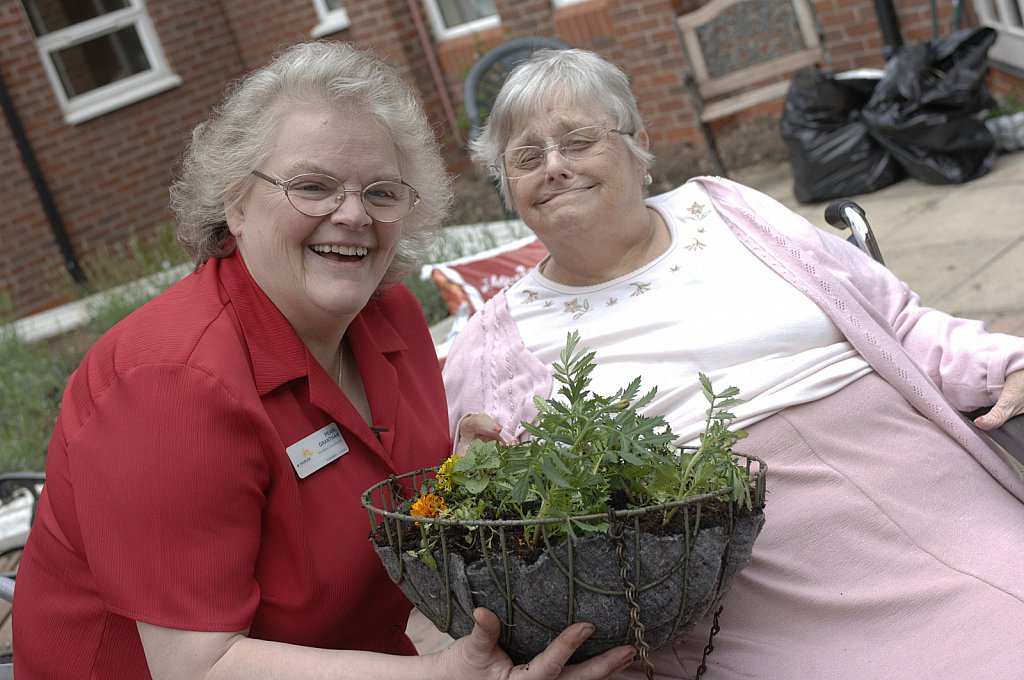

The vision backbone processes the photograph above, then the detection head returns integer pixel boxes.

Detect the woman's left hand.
[455,412,505,455]
[436,608,635,680]
[974,369,1024,430]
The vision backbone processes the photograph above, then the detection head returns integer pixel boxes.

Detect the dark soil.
[447,115,788,225]
[373,496,753,567]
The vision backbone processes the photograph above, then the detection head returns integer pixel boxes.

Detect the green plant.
[409,331,752,557]
[989,89,1024,118]
[0,299,69,472]
[78,225,187,335]
[403,272,448,326]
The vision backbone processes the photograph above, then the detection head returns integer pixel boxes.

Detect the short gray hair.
[469,48,654,208]
[170,41,452,288]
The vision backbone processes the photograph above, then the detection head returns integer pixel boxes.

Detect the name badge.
[286,422,349,479]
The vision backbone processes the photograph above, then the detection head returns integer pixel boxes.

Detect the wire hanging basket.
[362,452,766,666]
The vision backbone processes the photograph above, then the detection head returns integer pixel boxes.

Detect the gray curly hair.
[170,41,452,288]
[469,48,654,211]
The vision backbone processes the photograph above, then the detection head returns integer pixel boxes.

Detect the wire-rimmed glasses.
[251,170,420,223]
[497,125,634,179]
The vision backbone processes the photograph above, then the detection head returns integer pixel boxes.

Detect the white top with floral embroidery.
[505,181,872,443]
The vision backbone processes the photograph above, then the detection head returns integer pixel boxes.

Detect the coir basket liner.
[363,458,766,665]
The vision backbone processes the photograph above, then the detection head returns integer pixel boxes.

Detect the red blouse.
[14,252,450,678]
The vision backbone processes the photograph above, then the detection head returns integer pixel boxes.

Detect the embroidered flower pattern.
[564,297,591,320]
[688,201,709,220]
[630,282,651,297]
[521,290,540,304]
[606,297,618,306]
[685,238,706,251]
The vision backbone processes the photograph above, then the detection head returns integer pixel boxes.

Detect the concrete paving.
[732,148,1024,336]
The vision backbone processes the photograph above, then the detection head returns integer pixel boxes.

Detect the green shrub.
[0,306,68,472]
[990,89,1024,118]
[403,272,448,327]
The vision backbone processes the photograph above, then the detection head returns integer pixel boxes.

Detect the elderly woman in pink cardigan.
[442,47,1024,679]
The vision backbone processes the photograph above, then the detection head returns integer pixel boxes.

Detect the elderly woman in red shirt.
[13,41,634,680]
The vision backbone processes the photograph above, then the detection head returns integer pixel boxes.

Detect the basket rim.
[361,452,766,528]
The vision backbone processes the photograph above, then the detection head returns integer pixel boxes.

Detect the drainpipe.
[872,0,904,60]
[213,0,250,72]
[406,0,464,146]
[0,67,88,289]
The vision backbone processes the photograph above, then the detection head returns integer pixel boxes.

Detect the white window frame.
[552,0,593,8]
[23,0,181,126]
[421,0,500,41]
[972,0,1024,69]
[311,0,351,37]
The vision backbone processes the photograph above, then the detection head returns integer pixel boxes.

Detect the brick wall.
[0,0,250,316]
[988,65,1024,99]
[2,0,1022,319]
[0,1,67,315]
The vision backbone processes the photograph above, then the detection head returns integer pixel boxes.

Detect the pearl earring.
[643,173,653,186]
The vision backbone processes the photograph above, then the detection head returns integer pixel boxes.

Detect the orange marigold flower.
[410,493,447,524]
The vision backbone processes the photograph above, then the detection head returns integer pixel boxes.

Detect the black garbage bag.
[781,67,904,203]
[862,27,998,185]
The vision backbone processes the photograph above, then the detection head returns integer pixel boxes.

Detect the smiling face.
[505,99,649,248]
[227,105,405,344]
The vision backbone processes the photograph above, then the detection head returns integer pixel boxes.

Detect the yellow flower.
[410,493,447,524]
[435,454,463,493]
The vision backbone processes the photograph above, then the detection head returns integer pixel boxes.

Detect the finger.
[511,622,595,678]
[455,413,503,455]
[975,403,1014,430]
[460,413,502,440]
[975,394,1024,430]
[436,608,512,679]
[974,371,1024,430]
[470,607,501,644]
[554,645,637,680]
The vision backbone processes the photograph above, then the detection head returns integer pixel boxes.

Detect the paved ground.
[732,148,1024,336]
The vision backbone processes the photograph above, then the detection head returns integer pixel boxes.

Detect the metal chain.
[694,605,724,678]
[607,515,654,680]
[607,512,725,680]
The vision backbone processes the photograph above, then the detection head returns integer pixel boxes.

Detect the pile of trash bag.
[782,27,999,203]
[781,68,902,203]
[986,111,1024,152]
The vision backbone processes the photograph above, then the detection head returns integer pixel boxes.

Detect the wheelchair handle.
[824,199,885,266]
[824,199,865,228]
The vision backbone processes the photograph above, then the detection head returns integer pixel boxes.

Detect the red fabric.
[14,253,450,678]
[427,236,547,316]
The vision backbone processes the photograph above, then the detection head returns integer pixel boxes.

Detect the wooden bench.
[676,0,831,176]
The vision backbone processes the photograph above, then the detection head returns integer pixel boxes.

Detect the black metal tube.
[873,0,904,59]
[0,66,88,289]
